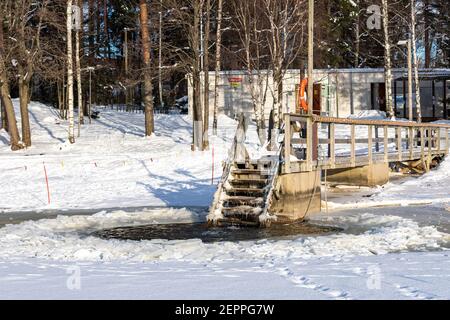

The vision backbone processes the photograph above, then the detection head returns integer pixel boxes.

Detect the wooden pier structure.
[208,114,450,227]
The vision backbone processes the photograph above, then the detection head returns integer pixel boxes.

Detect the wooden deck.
[283,114,450,173]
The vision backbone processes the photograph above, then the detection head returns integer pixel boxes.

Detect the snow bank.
[348,110,387,120]
[0,210,447,263]
[328,156,450,210]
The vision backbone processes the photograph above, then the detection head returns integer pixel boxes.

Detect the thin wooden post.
[437,128,441,152]
[397,127,402,161]
[427,127,433,165]
[375,126,380,152]
[306,116,313,171]
[409,127,414,160]
[420,127,425,169]
[351,124,356,167]
[368,125,373,165]
[384,126,388,163]
[284,114,291,173]
[446,128,449,154]
[330,123,335,168]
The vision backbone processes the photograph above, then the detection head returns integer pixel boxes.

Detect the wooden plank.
[330,123,335,169]
[384,126,388,163]
[306,116,313,171]
[397,127,402,161]
[445,129,450,154]
[351,124,356,167]
[368,125,373,165]
[284,114,291,174]
[420,127,425,166]
[409,127,414,160]
[289,114,450,129]
[437,128,441,153]
[428,128,433,163]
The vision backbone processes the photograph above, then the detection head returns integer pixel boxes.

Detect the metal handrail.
[289,113,450,129]
[208,116,246,222]
[259,126,285,226]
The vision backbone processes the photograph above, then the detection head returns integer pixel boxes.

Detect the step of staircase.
[216,218,260,227]
[223,196,264,207]
[225,187,266,197]
[229,178,268,187]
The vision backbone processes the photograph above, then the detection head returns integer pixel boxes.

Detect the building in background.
[188,68,450,122]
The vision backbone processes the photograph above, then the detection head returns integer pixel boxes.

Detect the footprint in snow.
[276,267,351,300]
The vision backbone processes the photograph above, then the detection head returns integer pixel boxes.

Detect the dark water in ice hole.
[93,222,342,243]
[92,205,450,244]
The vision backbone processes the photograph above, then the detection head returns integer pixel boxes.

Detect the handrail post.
[330,123,335,169]
[351,124,356,167]
[397,127,402,161]
[284,114,291,173]
[409,127,414,160]
[437,128,441,153]
[384,126,388,163]
[368,125,373,165]
[445,129,449,154]
[306,116,313,171]
[428,128,433,169]
[420,127,425,170]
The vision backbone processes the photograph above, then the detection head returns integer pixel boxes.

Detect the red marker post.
[43,162,51,205]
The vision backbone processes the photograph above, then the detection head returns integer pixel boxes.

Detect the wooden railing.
[283,114,450,173]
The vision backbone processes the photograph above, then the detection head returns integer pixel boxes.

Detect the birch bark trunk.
[212,0,223,135]
[382,0,394,118]
[67,0,75,143]
[411,0,422,122]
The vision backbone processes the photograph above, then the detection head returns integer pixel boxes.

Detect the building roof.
[394,69,450,81]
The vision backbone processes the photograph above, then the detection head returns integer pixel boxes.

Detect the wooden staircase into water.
[209,158,280,227]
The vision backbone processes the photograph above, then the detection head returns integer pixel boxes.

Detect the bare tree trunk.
[192,0,204,150]
[76,0,83,136]
[212,0,223,135]
[139,0,154,136]
[411,0,422,122]
[202,0,211,149]
[355,0,360,67]
[88,0,95,60]
[0,17,22,150]
[103,0,110,58]
[18,74,31,146]
[158,11,163,110]
[424,0,431,68]
[0,95,6,130]
[382,0,394,118]
[67,0,75,143]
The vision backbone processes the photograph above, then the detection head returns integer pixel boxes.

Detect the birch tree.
[263,0,306,128]
[202,0,211,149]
[67,0,75,143]
[165,0,206,150]
[76,0,83,134]
[233,0,270,143]
[382,0,394,118]
[411,0,422,122]
[212,0,223,135]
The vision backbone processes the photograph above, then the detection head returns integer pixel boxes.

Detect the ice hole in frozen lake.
[92,222,342,243]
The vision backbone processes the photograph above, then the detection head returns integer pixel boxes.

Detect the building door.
[313,84,321,115]
[378,83,386,112]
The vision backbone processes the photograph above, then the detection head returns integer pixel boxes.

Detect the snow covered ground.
[0,99,260,213]
[1,100,450,299]
[0,206,449,299]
